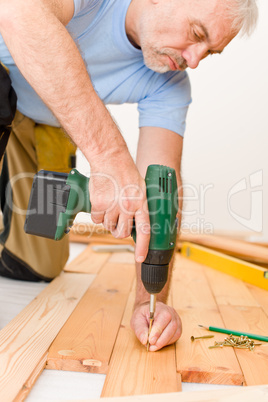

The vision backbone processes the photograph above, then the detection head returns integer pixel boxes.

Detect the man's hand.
[130,301,182,351]
[89,149,150,263]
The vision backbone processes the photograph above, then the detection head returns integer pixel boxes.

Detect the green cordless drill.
[25,164,178,348]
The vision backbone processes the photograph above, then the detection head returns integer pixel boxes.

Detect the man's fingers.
[149,309,173,343]
[111,215,133,238]
[130,308,149,345]
[131,302,182,351]
[149,321,181,351]
[134,210,150,263]
[147,306,182,351]
[103,212,119,232]
[91,210,105,224]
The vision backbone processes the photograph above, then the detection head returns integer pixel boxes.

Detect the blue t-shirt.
[0,0,191,136]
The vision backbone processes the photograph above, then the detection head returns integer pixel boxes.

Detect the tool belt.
[0,63,17,161]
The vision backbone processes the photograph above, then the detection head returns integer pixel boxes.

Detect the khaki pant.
[0,111,76,281]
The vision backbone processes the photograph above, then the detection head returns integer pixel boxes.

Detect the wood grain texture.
[203,262,268,386]
[179,233,268,264]
[247,284,268,316]
[91,385,268,402]
[204,266,259,307]
[218,305,268,386]
[108,251,135,264]
[64,245,111,274]
[0,273,94,401]
[47,262,135,374]
[101,286,181,397]
[14,352,48,402]
[173,256,244,385]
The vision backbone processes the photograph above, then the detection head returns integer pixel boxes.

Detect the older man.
[0,0,258,351]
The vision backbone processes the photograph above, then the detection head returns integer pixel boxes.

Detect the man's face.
[138,0,237,73]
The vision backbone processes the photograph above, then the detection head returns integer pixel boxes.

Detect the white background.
[77,0,268,241]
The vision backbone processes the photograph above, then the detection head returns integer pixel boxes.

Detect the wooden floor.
[0,241,268,400]
[47,245,268,392]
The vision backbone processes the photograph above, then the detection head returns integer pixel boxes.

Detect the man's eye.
[193,30,201,41]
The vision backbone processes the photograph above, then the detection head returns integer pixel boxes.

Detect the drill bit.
[146,294,156,351]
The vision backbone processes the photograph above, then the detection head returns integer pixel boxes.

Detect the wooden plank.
[177,374,182,392]
[0,273,94,401]
[47,262,135,374]
[14,352,48,402]
[201,263,268,385]
[64,245,111,274]
[91,385,268,402]
[218,305,268,386]
[247,284,268,316]
[181,242,268,291]
[101,285,181,397]
[108,251,135,264]
[173,256,244,385]
[180,233,268,264]
[204,266,259,307]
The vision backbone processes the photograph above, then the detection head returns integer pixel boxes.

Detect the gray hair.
[226,0,258,36]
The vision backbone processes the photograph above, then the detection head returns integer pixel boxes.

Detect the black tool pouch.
[0,63,17,161]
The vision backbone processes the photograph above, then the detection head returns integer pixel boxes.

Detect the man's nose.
[182,45,206,69]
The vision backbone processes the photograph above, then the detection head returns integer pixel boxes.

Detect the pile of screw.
[209,334,262,351]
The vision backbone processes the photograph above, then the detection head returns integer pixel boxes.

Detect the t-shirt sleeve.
[137,71,191,137]
[72,0,102,17]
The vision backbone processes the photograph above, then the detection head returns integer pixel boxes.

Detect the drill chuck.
[141,249,174,294]
[141,263,169,294]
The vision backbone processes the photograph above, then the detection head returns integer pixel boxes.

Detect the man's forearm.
[0,0,127,162]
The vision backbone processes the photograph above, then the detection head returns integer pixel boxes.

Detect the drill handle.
[54,169,91,239]
[66,169,91,213]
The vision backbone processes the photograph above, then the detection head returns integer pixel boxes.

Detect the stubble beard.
[142,45,188,73]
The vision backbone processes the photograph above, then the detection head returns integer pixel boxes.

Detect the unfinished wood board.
[247,284,268,316]
[173,256,244,385]
[172,255,221,310]
[204,266,259,307]
[14,352,48,402]
[218,305,268,386]
[47,262,135,374]
[64,245,111,274]
[180,233,268,264]
[101,286,181,397]
[0,273,94,401]
[92,385,268,402]
[202,262,268,385]
[108,251,135,264]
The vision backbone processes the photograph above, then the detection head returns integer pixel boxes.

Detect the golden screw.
[191,335,214,342]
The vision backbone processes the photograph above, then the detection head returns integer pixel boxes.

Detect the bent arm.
[0,0,127,162]
[0,0,151,260]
